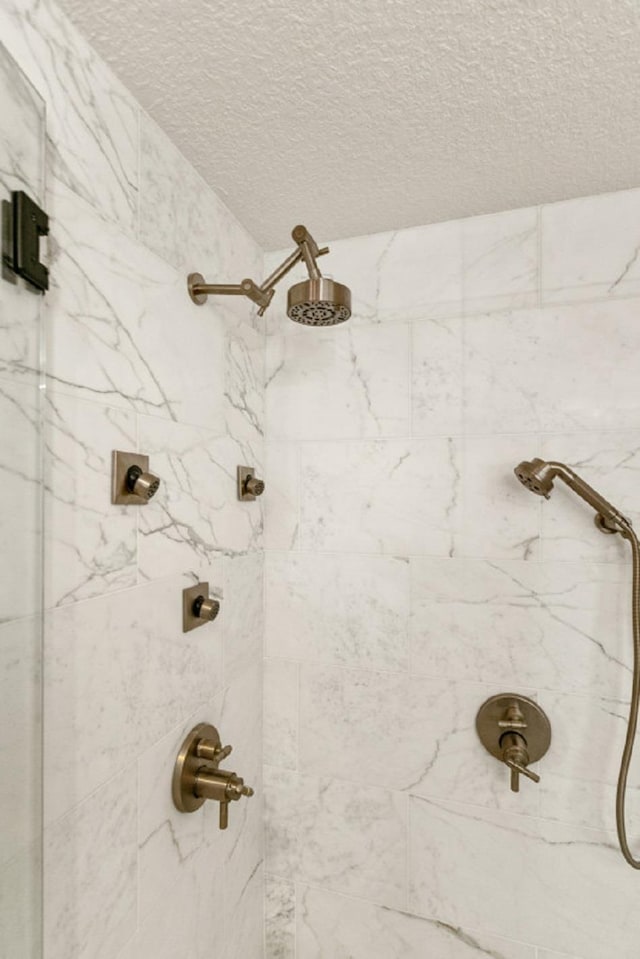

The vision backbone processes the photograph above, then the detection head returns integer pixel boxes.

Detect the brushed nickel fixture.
[237,465,265,501]
[183,582,220,632]
[173,722,254,829]
[188,224,351,326]
[515,457,640,869]
[111,450,161,505]
[476,694,551,792]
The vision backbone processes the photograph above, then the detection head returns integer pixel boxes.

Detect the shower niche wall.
[0,39,45,959]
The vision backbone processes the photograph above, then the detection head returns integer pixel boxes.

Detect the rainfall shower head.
[188,223,351,325]
[514,457,632,535]
[287,277,351,327]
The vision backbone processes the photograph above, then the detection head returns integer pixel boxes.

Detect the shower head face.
[287,277,351,326]
[514,458,555,499]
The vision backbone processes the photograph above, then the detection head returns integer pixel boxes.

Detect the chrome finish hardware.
[183,582,220,632]
[476,693,551,793]
[237,465,265,501]
[173,722,254,829]
[111,451,161,505]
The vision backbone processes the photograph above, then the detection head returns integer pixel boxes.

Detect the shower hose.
[617,521,640,868]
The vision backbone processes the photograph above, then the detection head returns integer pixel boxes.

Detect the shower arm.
[187,225,329,316]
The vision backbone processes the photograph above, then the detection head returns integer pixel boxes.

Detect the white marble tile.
[264,442,300,550]
[298,665,538,816]
[462,207,538,314]
[0,843,41,959]
[46,180,226,429]
[265,551,409,670]
[44,765,137,959]
[265,765,407,909]
[266,323,410,440]
[45,574,224,823]
[410,557,632,700]
[539,432,640,564]
[0,38,45,388]
[377,220,463,322]
[464,300,640,435]
[538,689,640,838]
[264,659,298,771]
[0,380,41,622]
[541,190,640,304]
[44,392,137,607]
[409,796,640,959]
[116,845,225,959]
[453,434,541,560]
[266,876,295,959]
[225,318,265,446]
[297,885,536,959]
[299,438,461,556]
[411,316,464,436]
[537,952,584,959]
[0,617,40,868]
[137,709,208,922]
[0,0,139,233]
[223,861,265,959]
[139,112,262,315]
[137,416,261,580]
[222,551,264,685]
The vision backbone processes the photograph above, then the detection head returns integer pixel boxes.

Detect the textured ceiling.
[58,0,640,249]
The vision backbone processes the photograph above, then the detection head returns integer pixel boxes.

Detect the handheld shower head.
[514,457,632,535]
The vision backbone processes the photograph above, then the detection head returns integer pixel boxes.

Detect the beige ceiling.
[58,0,640,249]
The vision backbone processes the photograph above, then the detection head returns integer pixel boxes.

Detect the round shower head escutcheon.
[287,277,351,326]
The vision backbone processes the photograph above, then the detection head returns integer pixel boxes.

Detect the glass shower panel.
[0,39,45,959]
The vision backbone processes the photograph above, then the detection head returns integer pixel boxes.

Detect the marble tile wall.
[263,187,640,958]
[0,2,265,957]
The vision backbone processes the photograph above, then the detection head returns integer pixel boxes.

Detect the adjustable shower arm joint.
[188,224,330,313]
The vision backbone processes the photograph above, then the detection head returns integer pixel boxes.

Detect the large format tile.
[297,885,536,959]
[264,659,298,771]
[266,323,410,440]
[409,796,640,959]
[0,0,138,233]
[538,431,640,564]
[541,190,640,304]
[0,37,44,388]
[453,434,541,560]
[265,765,407,909]
[46,181,226,429]
[464,300,640,435]
[137,416,261,580]
[298,665,538,815]
[44,765,137,959]
[45,574,224,823]
[411,316,464,436]
[376,220,463,322]
[0,844,41,959]
[410,557,632,700]
[0,380,41,622]
[265,551,409,670]
[0,617,40,868]
[462,207,538,315]
[266,875,295,959]
[538,689,640,837]
[299,439,461,556]
[264,442,299,550]
[44,392,136,607]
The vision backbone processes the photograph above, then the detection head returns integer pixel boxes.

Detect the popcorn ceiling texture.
[56,0,640,249]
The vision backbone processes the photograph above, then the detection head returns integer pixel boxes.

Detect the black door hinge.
[10,190,49,292]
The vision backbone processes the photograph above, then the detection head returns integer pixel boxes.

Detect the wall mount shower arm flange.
[187,224,328,316]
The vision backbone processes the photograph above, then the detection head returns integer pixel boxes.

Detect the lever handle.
[196,739,232,763]
[506,758,540,792]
